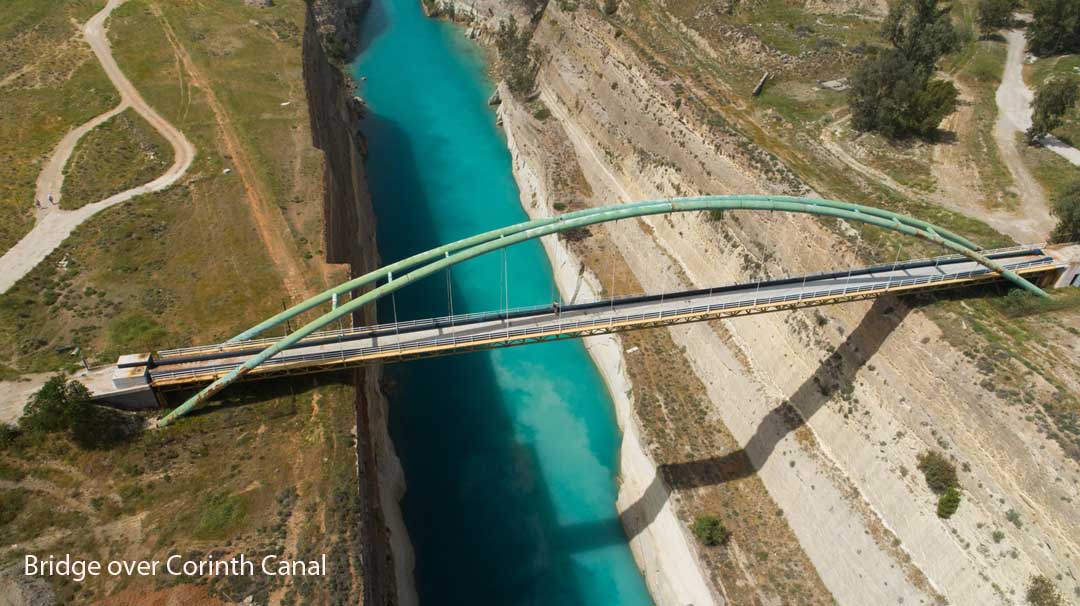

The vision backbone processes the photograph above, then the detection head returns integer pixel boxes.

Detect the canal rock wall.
[303,2,417,605]
[523,7,1080,606]
[419,0,539,34]
[497,83,719,606]
[438,0,1080,604]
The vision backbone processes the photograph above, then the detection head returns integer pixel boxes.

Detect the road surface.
[146,248,1056,387]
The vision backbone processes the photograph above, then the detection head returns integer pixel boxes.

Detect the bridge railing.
[155,245,1046,359]
[150,258,1052,383]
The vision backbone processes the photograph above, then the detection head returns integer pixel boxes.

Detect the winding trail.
[994,26,1054,241]
[0,0,195,295]
[992,22,1080,239]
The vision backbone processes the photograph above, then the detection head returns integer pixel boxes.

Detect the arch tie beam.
[158,196,1046,426]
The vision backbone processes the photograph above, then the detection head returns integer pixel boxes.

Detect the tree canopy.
[1028,0,1080,56]
[975,0,1018,34]
[1050,180,1080,243]
[19,375,94,434]
[1027,76,1080,143]
[881,0,961,68]
[849,0,960,138]
[19,376,140,449]
[850,51,958,137]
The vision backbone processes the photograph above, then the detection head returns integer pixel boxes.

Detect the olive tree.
[976,0,1018,34]
[1026,76,1080,143]
[19,376,94,434]
[1050,180,1080,243]
[849,0,960,138]
[1028,0,1080,56]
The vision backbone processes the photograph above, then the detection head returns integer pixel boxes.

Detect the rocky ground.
[436,0,1080,604]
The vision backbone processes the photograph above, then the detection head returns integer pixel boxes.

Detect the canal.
[353,0,653,604]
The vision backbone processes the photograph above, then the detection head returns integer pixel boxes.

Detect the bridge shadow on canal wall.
[558,296,910,551]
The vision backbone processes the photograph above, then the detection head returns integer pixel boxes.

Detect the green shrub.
[0,423,19,450]
[976,0,1018,33]
[495,20,537,95]
[1027,575,1064,606]
[1028,0,1080,57]
[991,529,1005,543]
[20,376,93,434]
[936,487,961,518]
[0,489,27,526]
[19,376,140,450]
[1006,508,1023,529]
[193,491,247,540]
[1050,180,1080,243]
[1027,77,1080,143]
[916,450,958,494]
[692,514,731,547]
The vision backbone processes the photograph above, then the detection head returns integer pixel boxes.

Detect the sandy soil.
[0,373,55,425]
[0,0,196,296]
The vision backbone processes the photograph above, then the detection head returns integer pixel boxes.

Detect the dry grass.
[0,0,119,255]
[1,4,366,602]
[0,379,363,605]
[0,0,345,372]
[61,108,173,209]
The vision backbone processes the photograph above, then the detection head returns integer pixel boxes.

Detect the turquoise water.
[351,1,653,604]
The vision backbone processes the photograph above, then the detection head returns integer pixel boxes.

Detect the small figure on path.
[48,194,54,205]
[34,199,40,209]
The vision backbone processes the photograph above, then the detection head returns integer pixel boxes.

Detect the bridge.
[84,196,1077,425]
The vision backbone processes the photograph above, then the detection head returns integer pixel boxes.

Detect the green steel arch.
[158,195,1046,426]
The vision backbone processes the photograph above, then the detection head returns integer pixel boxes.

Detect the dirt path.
[0,0,196,295]
[152,3,310,300]
[993,26,1055,240]
[818,47,1053,244]
[930,78,987,205]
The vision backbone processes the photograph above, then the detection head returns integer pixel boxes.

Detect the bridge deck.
[140,247,1060,390]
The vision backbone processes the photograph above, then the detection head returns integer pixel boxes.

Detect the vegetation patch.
[61,108,173,209]
[1049,179,1080,242]
[692,514,732,546]
[936,486,961,518]
[916,449,959,493]
[106,312,169,358]
[496,20,538,95]
[1027,574,1064,606]
[849,0,960,138]
[192,491,247,541]
[0,0,119,255]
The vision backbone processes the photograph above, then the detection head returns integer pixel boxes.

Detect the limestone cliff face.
[305,0,377,272]
[429,1,1080,604]
[303,2,414,605]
